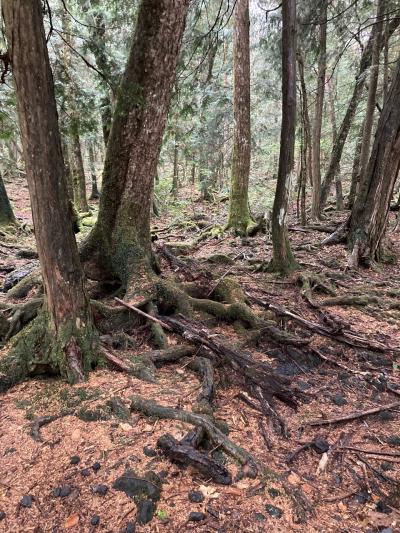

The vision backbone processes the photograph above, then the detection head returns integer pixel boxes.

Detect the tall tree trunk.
[320,16,400,209]
[72,132,89,212]
[270,0,297,273]
[310,0,327,220]
[0,171,15,226]
[297,51,313,188]
[226,0,253,234]
[81,0,190,302]
[327,78,343,210]
[348,56,400,266]
[171,132,179,198]
[2,0,95,384]
[88,140,100,200]
[357,0,384,191]
[348,120,364,209]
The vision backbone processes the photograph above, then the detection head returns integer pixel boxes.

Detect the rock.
[137,499,156,524]
[265,504,283,518]
[92,462,101,472]
[90,515,100,526]
[188,512,206,522]
[376,500,392,514]
[20,495,33,508]
[93,484,108,496]
[254,512,266,522]
[330,394,347,406]
[125,522,136,533]
[0,511,5,521]
[352,490,369,504]
[297,380,311,391]
[380,528,393,533]
[81,468,91,477]
[378,411,395,422]
[70,455,80,465]
[381,462,394,471]
[53,486,71,498]
[188,490,204,503]
[312,437,330,454]
[143,446,157,458]
[267,488,280,498]
[113,470,161,502]
[386,436,400,447]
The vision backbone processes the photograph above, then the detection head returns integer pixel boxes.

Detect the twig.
[306,401,400,427]
[114,297,172,331]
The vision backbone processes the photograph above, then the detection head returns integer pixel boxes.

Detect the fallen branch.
[306,401,400,427]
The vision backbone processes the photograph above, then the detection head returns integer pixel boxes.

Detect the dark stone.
[378,411,395,422]
[330,394,347,406]
[90,515,100,526]
[20,495,33,508]
[52,487,61,497]
[352,490,369,504]
[143,446,157,458]
[137,499,155,525]
[267,488,280,498]
[381,462,394,472]
[113,469,161,502]
[93,484,108,496]
[188,512,206,522]
[380,528,393,533]
[92,462,101,472]
[70,455,80,465]
[81,468,91,477]
[125,522,136,533]
[265,504,283,518]
[312,437,330,454]
[254,512,266,522]
[158,470,168,480]
[297,380,311,391]
[0,511,5,521]
[376,500,392,514]
[386,436,400,447]
[53,485,71,498]
[188,490,204,503]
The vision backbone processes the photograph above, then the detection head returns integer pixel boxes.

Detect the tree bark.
[71,132,89,212]
[327,78,343,210]
[2,0,95,383]
[348,56,400,266]
[320,16,400,209]
[270,0,297,273]
[88,140,100,200]
[81,0,190,301]
[310,0,327,220]
[348,120,364,209]
[226,0,253,234]
[297,51,313,188]
[0,171,15,226]
[171,131,179,198]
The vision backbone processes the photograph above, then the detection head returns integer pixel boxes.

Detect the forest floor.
[1,177,400,533]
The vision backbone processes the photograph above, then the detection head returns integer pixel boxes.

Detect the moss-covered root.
[6,270,43,300]
[224,217,259,237]
[145,302,168,349]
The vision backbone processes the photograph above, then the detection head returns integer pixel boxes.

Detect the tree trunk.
[171,132,179,198]
[310,0,327,220]
[72,132,89,212]
[88,140,100,200]
[357,0,384,191]
[0,171,15,226]
[327,78,343,210]
[2,0,95,383]
[226,0,253,235]
[320,16,400,209]
[81,0,190,302]
[270,0,297,274]
[297,51,313,188]
[348,120,364,209]
[348,56,400,266]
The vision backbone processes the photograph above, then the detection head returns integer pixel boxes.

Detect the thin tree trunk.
[191,163,196,185]
[171,132,179,198]
[348,56,400,266]
[72,132,89,212]
[226,0,253,234]
[88,140,100,199]
[320,16,400,209]
[348,120,364,209]
[0,171,15,226]
[81,0,190,301]
[2,0,95,383]
[270,0,297,273]
[297,52,313,188]
[311,0,327,220]
[327,78,343,210]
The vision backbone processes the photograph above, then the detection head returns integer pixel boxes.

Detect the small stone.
[113,469,161,501]
[158,470,168,480]
[20,495,33,508]
[376,500,392,514]
[188,490,204,503]
[188,512,206,522]
[330,394,347,406]
[143,446,157,458]
[297,380,311,391]
[0,511,6,521]
[268,488,280,498]
[137,499,156,524]
[52,487,61,497]
[93,484,108,496]
[381,462,394,471]
[378,410,395,422]
[53,485,71,498]
[92,462,101,472]
[265,504,283,518]
[386,436,400,447]
[352,490,369,504]
[380,528,393,533]
[125,522,136,533]
[313,437,330,454]
[90,515,100,526]
[254,512,266,522]
[81,468,91,477]
[70,455,80,465]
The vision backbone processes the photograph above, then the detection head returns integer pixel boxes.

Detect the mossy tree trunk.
[82,0,190,302]
[72,132,89,213]
[226,0,253,235]
[310,0,327,220]
[270,0,298,274]
[88,140,100,200]
[348,56,400,266]
[2,0,96,384]
[0,171,15,226]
